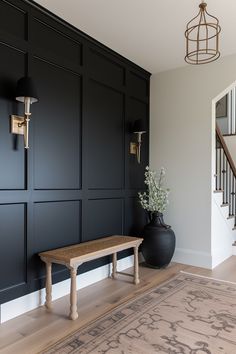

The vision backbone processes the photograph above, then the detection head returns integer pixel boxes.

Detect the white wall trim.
[172,248,212,269]
[211,195,234,268]
[211,245,233,268]
[232,246,236,256]
[0,255,134,324]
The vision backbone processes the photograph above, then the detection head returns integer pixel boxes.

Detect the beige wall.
[150,54,236,268]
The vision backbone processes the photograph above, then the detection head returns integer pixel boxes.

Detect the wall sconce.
[10,77,38,149]
[130,119,146,164]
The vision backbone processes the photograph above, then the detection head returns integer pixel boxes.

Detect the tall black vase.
[142,212,176,268]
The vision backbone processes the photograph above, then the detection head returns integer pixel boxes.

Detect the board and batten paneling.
[86,80,124,190]
[0,0,150,304]
[32,57,82,190]
[0,43,26,189]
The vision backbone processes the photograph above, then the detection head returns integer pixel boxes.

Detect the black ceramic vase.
[142,212,176,268]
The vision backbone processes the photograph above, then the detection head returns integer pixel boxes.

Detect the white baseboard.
[172,247,212,269]
[0,255,134,324]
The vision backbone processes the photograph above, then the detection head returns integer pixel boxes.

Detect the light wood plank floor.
[1,257,236,354]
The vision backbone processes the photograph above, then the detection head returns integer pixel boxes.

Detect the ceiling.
[34,0,236,74]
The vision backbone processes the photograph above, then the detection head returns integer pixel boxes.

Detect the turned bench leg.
[69,266,79,320]
[45,261,52,310]
[134,246,140,285]
[112,252,117,279]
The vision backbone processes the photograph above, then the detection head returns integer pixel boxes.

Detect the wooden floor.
[1,257,236,354]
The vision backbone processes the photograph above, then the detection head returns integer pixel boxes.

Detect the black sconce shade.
[15,77,38,104]
[133,119,147,133]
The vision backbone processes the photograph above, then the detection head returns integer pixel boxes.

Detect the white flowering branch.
[138,166,169,213]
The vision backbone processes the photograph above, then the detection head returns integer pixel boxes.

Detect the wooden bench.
[39,235,143,320]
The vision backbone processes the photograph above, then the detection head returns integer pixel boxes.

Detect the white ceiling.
[34,0,236,73]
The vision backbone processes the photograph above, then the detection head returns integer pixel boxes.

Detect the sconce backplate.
[130,142,137,154]
[10,115,25,135]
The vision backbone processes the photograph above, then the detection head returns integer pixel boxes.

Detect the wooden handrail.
[216,123,236,177]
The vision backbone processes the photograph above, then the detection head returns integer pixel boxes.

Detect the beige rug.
[44,274,236,354]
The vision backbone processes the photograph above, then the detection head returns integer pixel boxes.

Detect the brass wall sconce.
[130,119,146,164]
[11,77,38,149]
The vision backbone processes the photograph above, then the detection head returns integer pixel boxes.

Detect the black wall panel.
[84,199,123,242]
[87,80,124,190]
[32,19,82,67]
[124,197,147,235]
[33,201,81,253]
[88,49,125,88]
[0,0,27,40]
[0,0,150,304]
[32,200,81,278]
[0,43,26,189]
[129,71,149,99]
[33,57,81,190]
[0,203,26,291]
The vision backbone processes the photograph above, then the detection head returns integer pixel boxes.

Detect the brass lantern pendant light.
[185,1,221,65]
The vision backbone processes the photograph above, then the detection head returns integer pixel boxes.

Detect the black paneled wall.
[0,0,150,304]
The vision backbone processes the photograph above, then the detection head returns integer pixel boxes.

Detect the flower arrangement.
[138,166,169,213]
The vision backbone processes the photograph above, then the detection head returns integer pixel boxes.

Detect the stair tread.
[221,203,229,207]
[223,133,236,137]
[214,190,224,193]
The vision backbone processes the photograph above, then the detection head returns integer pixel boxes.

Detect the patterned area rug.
[44,274,236,353]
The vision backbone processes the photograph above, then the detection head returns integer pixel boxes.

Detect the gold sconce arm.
[24,114,30,149]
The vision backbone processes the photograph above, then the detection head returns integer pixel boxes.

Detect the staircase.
[212,90,236,265]
[215,120,236,251]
